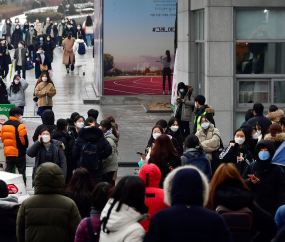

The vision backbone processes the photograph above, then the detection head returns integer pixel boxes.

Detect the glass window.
[236,43,285,74]
[198,43,204,94]
[274,81,285,103]
[236,10,285,40]
[239,80,271,103]
[196,11,204,40]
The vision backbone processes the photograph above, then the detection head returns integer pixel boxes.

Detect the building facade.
[177,0,285,143]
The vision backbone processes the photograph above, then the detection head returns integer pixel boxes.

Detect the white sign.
[171,48,178,112]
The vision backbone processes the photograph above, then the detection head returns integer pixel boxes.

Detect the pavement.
[5,47,172,194]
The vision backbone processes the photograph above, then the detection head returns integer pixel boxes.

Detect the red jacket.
[139,164,168,232]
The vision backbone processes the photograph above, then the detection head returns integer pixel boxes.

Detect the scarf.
[104,128,113,137]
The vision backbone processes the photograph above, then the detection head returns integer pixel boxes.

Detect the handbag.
[33,82,49,102]
[25,60,34,70]
[38,54,48,71]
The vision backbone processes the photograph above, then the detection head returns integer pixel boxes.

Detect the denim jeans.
[86,34,93,47]
[39,106,52,116]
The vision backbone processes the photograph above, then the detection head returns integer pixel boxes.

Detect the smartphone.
[177,98,181,102]
[136,151,144,156]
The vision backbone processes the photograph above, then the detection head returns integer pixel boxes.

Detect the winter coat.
[34,23,42,35]
[100,198,146,242]
[193,105,215,134]
[0,83,9,104]
[138,164,168,232]
[45,41,56,63]
[0,195,19,242]
[41,21,49,35]
[32,52,51,79]
[103,133,118,174]
[247,114,272,134]
[75,29,86,42]
[219,142,254,175]
[0,43,13,66]
[1,116,29,157]
[63,37,76,65]
[83,21,94,34]
[27,139,67,184]
[2,22,15,36]
[17,162,81,242]
[57,23,65,37]
[267,109,284,124]
[195,123,220,160]
[149,154,181,188]
[72,127,112,168]
[13,48,28,70]
[272,226,285,242]
[242,140,285,216]
[147,135,182,156]
[214,181,277,242]
[25,29,37,46]
[35,81,56,107]
[75,208,101,242]
[46,24,58,38]
[275,205,285,232]
[174,85,195,122]
[62,27,76,39]
[65,191,92,219]
[34,35,47,52]
[144,166,232,242]
[73,39,87,67]
[7,78,28,106]
[264,132,285,151]
[11,28,22,48]
[33,110,56,142]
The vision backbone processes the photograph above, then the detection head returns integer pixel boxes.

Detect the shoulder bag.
[38,54,48,71]
[33,82,49,102]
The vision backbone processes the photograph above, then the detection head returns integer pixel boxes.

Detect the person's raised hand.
[230,143,235,146]
[38,134,42,143]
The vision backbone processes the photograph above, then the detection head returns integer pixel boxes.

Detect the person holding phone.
[243,140,285,217]
[219,128,254,175]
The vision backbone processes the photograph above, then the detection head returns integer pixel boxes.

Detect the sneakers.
[67,68,70,73]
[83,71,85,75]
[163,91,166,95]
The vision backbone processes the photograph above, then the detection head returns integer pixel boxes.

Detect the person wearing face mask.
[22,22,29,41]
[72,117,112,185]
[73,35,87,75]
[34,19,42,36]
[165,118,184,154]
[25,24,37,59]
[46,20,58,44]
[35,72,56,115]
[11,24,22,49]
[34,34,47,52]
[45,34,56,64]
[76,24,86,42]
[57,19,66,48]
[7,75,29,115]
[62,22,76,39]
[240,124,259,156]
[264,123,285,151]
[13,41,29,79]
[219,128,254,175]
[243,140,285,217]
[74,115,86,139]
[41,17,50,35]
[2,18,14,44]
[0,37,13,82]
[63,31,76,73]
[33,45,51,79]
[174,82,195,138]
[27,128,67,186]
[1,106,29,185]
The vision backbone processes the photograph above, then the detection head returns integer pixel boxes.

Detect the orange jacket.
[1,116,29,157]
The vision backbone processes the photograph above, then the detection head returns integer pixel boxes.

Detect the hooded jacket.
[174,85,195,122]
[242,140,285,216]
[45,38,56,63]
[17,163,81,242]
[144,166,232,242]
[103,133,118,174]
[264,132,285,151]
[34,35,47,52]
[138,164,168,232]
[7,78,29,106]
[193,105,215,134]
[0,195,19,242]
[73,39,87,67]
[0,41,13,66]
[196,123,220,160]
[247,114,272,136]
[25,28,37,46]
[267,109,284,124]
[33,110,57,142]
[0,80,9,104]
[100,198,146,242]
[11,27,22,48]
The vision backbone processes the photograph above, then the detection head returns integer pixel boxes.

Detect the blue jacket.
[275,205,285,232]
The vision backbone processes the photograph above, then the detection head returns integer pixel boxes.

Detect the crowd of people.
[1,86,285,241]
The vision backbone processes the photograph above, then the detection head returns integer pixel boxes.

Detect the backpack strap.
[183,152,194,160]
[87,217,95,241]
[250,161,256,174]
[102,201,116,234]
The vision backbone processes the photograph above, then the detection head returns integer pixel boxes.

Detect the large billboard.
[103,0,177,95]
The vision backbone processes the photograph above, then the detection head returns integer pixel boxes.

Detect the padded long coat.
[62,37,75,65]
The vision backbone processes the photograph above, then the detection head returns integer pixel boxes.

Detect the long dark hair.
[166,50,171,63]
[92,182,113,211]
[234,128,249,145]
[11,75,21,93]
[150,134,179,166]
[148,125,164,147]
[46,35,54,45]
[86,16,93,27]
[68,31,72,39]
[110,176,148,214]
[66,167,94,202]
[37,71,53,85]
[100,119,118,138]
[167,117,184,145]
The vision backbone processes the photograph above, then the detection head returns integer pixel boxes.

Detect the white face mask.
[195,102,198,108]
[153,133,161,140]
[62,21,65,23]
[46,19,50,21]
[37,50,43,53]
[47,38,50,41]
[40,38,43,41]
[42,77,47,82]
[18,116,23,122]
[256,130,261,135]
[170,126,179,132]
[77,27,80,29]
[42,135,50,143]
[30,28,34,30]
[201,122,210,130]
[16,26,19,29]
[235,137,245,145]
[1,40,5,44]
[77,122,84,129]
[179,89,184,93]
[18,44,23,48]
[54,23,57,25]
[36,20,39,23]
[68,25,72,28]
[15,80,20,84]
[15,20,19,23]
[252,132,259,140]
[70,21,73,24]
[7,21,10,24]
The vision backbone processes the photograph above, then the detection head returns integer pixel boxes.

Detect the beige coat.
[62,37,75,65]
[266,109,284,124]
[195,123,220,160]
[35,82,56,107]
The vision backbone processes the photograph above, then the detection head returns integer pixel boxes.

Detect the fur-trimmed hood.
[185,85,193,93]
[264,132,285,143]
[205,106,215,114]
[267,109,284,123]
[163,165,209,207]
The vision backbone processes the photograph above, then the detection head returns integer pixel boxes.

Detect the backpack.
[79,141,99,168]
[211,132,224,174]
[183,152,212,180]
[216,206,253,242]
[78,42,86,55]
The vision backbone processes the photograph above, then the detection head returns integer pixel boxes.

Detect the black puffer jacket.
[0,196,19,242]
[33,110,57,142]
[45,41,56,63]
[242,140,285,216]
[215,181,277,242]
[0,81,9,104]
[11,28,22,49]
[34,35,47,52]
[219,141,254,175]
